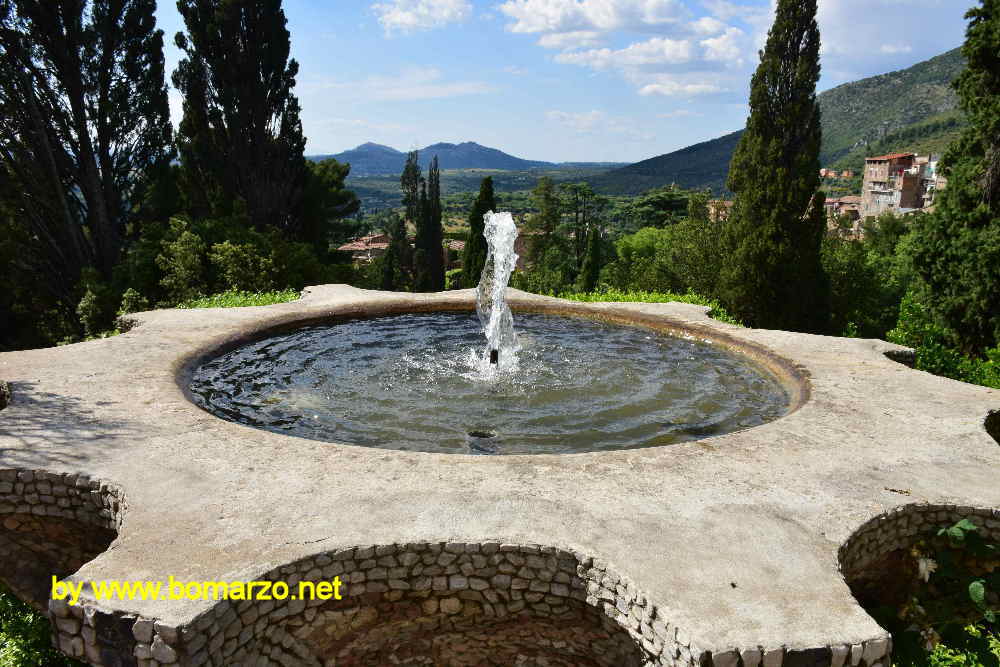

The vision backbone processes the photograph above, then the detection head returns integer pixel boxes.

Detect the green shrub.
[117,288,150,316]
[445,268,463,290]
[156,219,208,304]
[208,241,276,292]
[889,292,1000,389]
[561,287,743,326]
[861,518,1000,667]
[0,585,83,666]
[176,289,300,309]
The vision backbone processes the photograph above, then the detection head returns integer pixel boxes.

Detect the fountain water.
[476,211,519,368]
[189,209,791,454]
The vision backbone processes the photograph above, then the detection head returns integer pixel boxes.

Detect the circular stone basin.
[189,312,789,454]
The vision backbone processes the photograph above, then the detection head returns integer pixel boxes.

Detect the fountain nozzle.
[489,349,499,364]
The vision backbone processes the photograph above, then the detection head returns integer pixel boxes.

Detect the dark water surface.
[189,312,789,454]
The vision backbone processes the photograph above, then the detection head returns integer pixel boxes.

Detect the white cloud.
[555,37,692,69]
[700,26,744,64]
[372,0,471,34]
[879,43,913,55]
[303,67,494,102]
[538,30,604,49]
[689,15,726,35]
[658,109,701,118]
[498,0,688,34]
[638,80,721,96]
[546,109,654,141]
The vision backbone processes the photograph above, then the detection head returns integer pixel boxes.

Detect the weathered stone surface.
[1,285,998,667]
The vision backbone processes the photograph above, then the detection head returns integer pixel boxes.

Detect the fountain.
[187,212,790,455]
[476,211,519,367]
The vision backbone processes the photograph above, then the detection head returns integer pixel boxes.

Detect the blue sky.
[155,0,971,164]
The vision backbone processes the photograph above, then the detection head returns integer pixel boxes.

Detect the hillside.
[593,47,966,195]
[310,141,555,175]
[589,130,743,194]
[818,47,964,165]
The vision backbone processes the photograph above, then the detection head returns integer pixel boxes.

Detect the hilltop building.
[861,152,946,219]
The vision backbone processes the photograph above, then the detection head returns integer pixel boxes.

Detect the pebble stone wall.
[49,537,908,667]
[3,464,996,667]
[839,503,1000,604]
[0,468,124,609]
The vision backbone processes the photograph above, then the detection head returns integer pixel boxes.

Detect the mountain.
[310,141,555,176]
[593,47,966,195]
[590,130,744,194]
[313,142,404,176]
[818,47,964,165]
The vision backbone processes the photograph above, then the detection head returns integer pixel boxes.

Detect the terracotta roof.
[838,195,861,204]
[446,240,466,251]
[866,152,914,161]
[337,233,390,252]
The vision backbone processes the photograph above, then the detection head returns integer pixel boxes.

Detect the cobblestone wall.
[839,504,1000,577]
[0,468,124,609]
[48,537,910,667]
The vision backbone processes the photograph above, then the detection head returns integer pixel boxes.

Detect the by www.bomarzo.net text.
[51,575,345,607]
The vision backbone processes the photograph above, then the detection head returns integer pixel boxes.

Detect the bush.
[859,518,1000,667]
[156,219,207,304]
[176,289,300,309]
[889,292,1000,389]
[0,585,83,666]
[117,288,150,316]
[561,287,743,326]
[208,241,276,292]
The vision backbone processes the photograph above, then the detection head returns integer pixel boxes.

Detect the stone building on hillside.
[861,152,946,219]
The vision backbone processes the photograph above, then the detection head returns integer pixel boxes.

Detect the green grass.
[176,289,301,309]
[560,288,744,326]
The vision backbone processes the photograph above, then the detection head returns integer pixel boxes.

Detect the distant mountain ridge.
[310,141,565,175]
[592,47,966,195]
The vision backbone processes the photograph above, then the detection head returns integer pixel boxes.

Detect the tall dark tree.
[379,212,411,292]
[400,150,422,225]
[173,0,307,234]
[719,0,829,332]
[559,182,607,273]
[524,177,562,263]
[577,227,602,293]
[0,0,172,343]
[461,176,495,288]
[909,0,1000,356]
[413,156,444,291]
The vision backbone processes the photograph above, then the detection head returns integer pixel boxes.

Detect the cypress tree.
[379,213,410,291]
[413,156,444,291]
[400,150,421,225]
[578,227,602,293]
[909,0,1000,356]
[173,0,307,235]
[719,0,829,332]
[461,176,495,288]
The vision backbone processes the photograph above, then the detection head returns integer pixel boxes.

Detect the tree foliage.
[0,0,172,345]
[909,0,1000,356]
[719,0,829,332]
[173,0,307,234]
[298,158,361,253]
[413,156,444,291]
[461,176,495,288]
